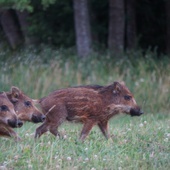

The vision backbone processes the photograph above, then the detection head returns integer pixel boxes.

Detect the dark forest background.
[0,0,169,57]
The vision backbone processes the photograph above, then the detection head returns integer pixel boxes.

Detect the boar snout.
[41,115,46,121]
[17,119,23,127]
[7,118,21,128]
[31,114,46,123]
[130,107,144,116]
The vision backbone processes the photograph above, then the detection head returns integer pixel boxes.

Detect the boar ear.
[0,92,8,98]
[113,82,122,94]
[11,86,21,102]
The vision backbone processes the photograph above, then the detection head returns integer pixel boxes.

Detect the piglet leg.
[79,120,95,141]
[98,121,110,139]
[35,123,49,139]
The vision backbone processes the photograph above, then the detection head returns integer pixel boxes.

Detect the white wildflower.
[164,138,168,142]
[140,78,144,82]
[85,158,89,161]
[0,166,7,170]
[124,139,127,143]
[139,123,144,127]
[25,133,29,136]
[58,159,62,162]
[67,157,71,161]
[56,165,60,169]
[91,168,96,170]
[28,164,33,168]
[14,155,19,160]
[63,135,67,139]
[135,82,139,86]
[166,133,170,137]
[94,155,98,158]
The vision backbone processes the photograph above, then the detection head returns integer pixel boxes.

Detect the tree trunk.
[73,0,92,57]
[166,0,170,54]
[0,10,22,49]
[16,10,32,45]
[108,0,125,55]
[126,0,136,50]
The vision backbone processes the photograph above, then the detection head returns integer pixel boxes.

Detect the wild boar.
[6,86,45,123]
[35,81,143,141]
[0,92,23,140]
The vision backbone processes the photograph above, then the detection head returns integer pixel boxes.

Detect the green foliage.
[29,0,75,47]
[0,0,14,8]
[0,0,167,51]
[0,0,33,12]
[14,0,33,12]
[41,0,57,9]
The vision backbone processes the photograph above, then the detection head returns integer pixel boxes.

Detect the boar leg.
[79,120,95,141]
[35,123,49,138]
[0,129,12,138]
[0,127,21,141]
[10,130,21,141]
[49,125,60,137]
[98,121,109,139]
[35,106,67,139]
[49,117,66,138]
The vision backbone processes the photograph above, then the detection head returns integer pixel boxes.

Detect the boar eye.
[0,105,9,111]
[25,101,32,107]
[124,95,132,101]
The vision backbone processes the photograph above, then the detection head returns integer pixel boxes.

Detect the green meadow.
[0,47,170,170]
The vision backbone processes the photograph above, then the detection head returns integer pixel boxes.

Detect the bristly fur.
[6,86,45,123]
[35,81,143,141]
[0,92,22,140]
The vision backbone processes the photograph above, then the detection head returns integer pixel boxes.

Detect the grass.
[0,46,170,169]
[0,113,169,170]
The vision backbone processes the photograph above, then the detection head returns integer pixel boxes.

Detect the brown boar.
[35,81,143,141]
[6,86,45,123]
[0,92,23,140]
